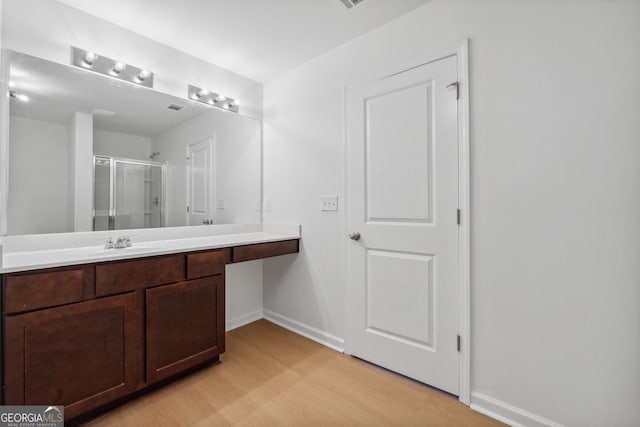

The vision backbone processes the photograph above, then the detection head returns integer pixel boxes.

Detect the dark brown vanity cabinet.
[1,239,299,422]
[2,266,138,420]
[4,292,138,420]
[146,250,225,383]
[1,251,225,421]
[146,275,224,383]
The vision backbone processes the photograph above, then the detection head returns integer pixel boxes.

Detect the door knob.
[348,232,361,241]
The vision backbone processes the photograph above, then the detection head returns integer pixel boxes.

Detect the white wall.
[213,114,262,225]
[0,0,262,118]
[93,129,152,161]
[8,116,70,234]
[225,260,264,330]
[152,110,261,227]
[262,1,640,426]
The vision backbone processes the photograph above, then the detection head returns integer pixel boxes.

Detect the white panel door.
[187,139,213,226]
[347,55,459,394]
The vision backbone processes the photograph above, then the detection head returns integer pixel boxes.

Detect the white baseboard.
[226,310,264,331]
[470,392,563,427]
[263,309,345,352]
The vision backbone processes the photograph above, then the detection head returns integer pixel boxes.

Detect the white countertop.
[0,224,300,274]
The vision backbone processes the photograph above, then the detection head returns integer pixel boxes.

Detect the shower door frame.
[93,155,167,231]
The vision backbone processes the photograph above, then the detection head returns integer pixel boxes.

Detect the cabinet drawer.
[187,250,226,279]
[232,239,299,263]
[96,254,185,296]
[4,267,93,314]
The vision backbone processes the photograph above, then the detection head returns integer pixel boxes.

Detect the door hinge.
[457,209,461,225]
[186,156,191,166]
[457,335,461,352]
[186,205,190,213]
[447,81,460,100]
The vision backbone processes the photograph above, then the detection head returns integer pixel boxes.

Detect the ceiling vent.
[167,104,184,111]
[338,0,365,9]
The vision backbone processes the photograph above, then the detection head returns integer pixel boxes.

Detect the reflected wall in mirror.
[5,50,261,235]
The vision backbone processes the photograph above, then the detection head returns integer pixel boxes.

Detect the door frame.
[185,136,215,226]
[344,39,471,405]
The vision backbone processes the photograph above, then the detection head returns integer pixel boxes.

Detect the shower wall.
[94,156,165,231]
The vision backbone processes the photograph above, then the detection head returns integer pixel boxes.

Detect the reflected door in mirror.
[187,139,213,226]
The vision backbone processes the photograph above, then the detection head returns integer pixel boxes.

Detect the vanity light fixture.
[71,47,154,88]
[188,84,240,113]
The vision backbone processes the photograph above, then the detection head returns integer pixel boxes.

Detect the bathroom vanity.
[0,225,300,422]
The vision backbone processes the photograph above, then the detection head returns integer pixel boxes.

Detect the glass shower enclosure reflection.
[93,156,165,231]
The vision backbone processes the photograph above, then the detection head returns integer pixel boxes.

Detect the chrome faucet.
[114,236,132,249]
[104,238,115,249]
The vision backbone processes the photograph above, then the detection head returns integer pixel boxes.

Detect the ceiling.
[55,0,431,83]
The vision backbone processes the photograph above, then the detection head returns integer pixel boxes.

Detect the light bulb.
[83,51,98,66]
[112,61,126,75]
[16,93,29,102]
[137,69,151,81]
[215,94,226,103]
[197,88,210,98]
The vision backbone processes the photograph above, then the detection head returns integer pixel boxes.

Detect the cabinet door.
[146,276,224,384]
[4,293,137,420]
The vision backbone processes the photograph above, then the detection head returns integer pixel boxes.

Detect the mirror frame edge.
[1,48,11,236]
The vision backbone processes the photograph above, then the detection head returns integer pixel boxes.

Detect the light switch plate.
[216,199,225,209]
[321,195,338,211]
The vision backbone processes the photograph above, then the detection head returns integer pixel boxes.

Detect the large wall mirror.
[4,50,261,236]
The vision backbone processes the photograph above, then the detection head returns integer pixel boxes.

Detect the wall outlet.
[265,199,272,213]
[321,195,338,211]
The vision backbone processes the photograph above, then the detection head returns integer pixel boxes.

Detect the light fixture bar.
[71,47,154,88]
[188,84,239,113]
